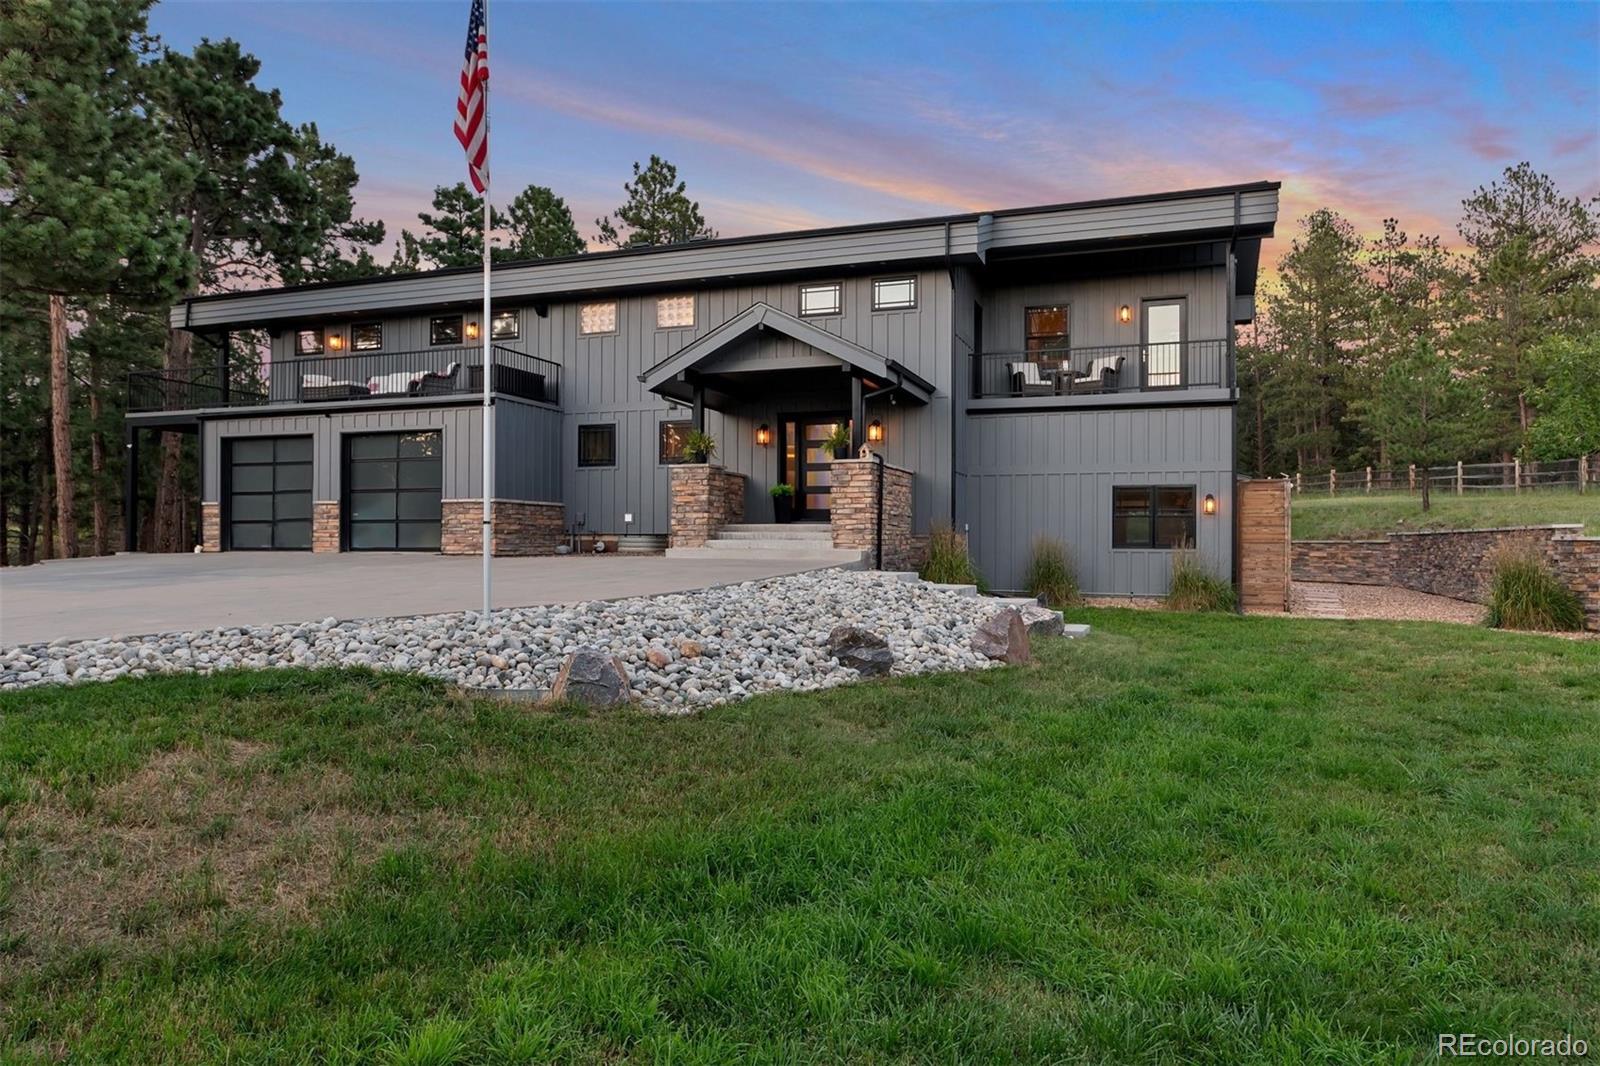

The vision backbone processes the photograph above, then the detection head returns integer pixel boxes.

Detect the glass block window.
[579,301,617,335]
[656,294,695,329]
[799,282,842,317]
[871,276,916,311]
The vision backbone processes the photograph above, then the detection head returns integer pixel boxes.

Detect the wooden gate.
[1238,479,1291,612]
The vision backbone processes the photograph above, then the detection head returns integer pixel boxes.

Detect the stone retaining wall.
[441,499,565,556]
[830,458,915,570]
[1293,524,1599,630]
[668,464,746,548]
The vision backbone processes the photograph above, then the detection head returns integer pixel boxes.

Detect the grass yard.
[3,610,1598,1063]
[1292,488,1600,540]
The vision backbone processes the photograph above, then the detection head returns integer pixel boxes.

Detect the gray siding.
[981,266,1230,352]
[202,400,558,506]
[960,406,1234,595]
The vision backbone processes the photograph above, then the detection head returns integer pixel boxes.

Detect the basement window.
[1113,485,1196,549]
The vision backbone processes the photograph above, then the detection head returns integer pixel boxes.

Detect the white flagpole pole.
[479,0,493,623]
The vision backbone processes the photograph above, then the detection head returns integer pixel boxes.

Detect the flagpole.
[479,0,493,622]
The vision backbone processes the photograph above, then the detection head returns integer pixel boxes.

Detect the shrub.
[1023,535,1079,607]
[769,482,794,498]
[1165,551,1236,612]
[1485,549,1585,631]
[823,423,851,456]
[919,523,985,589]
[680,430,716,463]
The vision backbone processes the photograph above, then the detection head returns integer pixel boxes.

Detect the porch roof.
[638,302,934,409]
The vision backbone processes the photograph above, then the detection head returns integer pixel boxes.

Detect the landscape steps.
[664,523,866,567]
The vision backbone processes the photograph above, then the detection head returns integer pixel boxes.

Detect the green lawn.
[3,611,1598,1063]
[1292,489,1600,540]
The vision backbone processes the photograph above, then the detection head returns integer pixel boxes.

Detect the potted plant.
[770,481,795,523]
[680,429,717,464]
[823,422,852,458]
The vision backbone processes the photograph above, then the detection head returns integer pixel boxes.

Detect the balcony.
[128,345,561,413]
[969,339,1232,400]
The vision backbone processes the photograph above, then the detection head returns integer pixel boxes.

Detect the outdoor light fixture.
[755,424,772,447]
[1117,304,1133,324]
[866,419,885,444]
[465,321,481,340]
[327,333,345,352]
[1203,493,1217,515]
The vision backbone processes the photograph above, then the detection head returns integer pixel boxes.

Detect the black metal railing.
[127,344,560,412]
[969,339,1232,399]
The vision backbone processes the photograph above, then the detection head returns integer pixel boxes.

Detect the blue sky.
[151,1,1599,271]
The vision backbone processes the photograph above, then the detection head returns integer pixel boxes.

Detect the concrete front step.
[718,523,831,534]
[663,546,868,568]
[711,529,835,542]
[697,539,840,552]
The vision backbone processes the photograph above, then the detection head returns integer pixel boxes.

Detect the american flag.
[454,0,489,193]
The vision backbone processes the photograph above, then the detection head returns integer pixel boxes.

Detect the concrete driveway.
[1,552,834,645]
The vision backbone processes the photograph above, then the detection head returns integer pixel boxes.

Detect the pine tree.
[1359,341,1489,510]
[504,185,584,259]
[594,155,716,248]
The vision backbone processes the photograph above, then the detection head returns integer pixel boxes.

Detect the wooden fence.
[1291,454,1597,496]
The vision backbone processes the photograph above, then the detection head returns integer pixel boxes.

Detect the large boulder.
[1017,604,1065,638]
[972,608,1031,664]
[550,648,633,708]
[826,625,895,677]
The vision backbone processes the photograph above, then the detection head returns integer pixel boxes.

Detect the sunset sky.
[152,1,1599,274]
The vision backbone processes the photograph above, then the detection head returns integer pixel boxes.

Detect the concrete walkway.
[0,552,835,645]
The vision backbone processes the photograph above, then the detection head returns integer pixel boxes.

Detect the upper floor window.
[430,315,463,346]
[296,327,324,355]
[799,282,842,317]
[491,309,519,340]
[579,301,617,335]
[578,423,617,467]
[656,294,695,329]
[351,322,383,351]
[1026,306,1070,355]
[1112,485,1196,550]
[872,276,916,311]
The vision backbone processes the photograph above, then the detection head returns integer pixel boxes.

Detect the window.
[578,423,616,467]
[799,282,842,317]
[430,315,463,346]
[1025,306,1069,356]
[872,276,916,311]
[656,294,695,329]
[658,420,693,464]
[579,301,617,335]
[296,327,324,355]
[351,322,383,351]
[491,309,519,340]
[1112,486,1197,549]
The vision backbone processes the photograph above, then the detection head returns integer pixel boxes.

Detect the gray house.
[128,181,1279,595]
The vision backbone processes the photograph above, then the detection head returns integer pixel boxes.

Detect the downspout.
[875,451,884,571]
[1229,191,1242,607]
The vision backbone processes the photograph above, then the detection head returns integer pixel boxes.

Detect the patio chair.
[1007,360,1057,397]
[1073,354,1125,393]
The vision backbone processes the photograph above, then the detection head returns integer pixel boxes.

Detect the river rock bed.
[0,570,1009,712]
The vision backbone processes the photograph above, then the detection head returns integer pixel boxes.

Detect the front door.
[796,418,847,520]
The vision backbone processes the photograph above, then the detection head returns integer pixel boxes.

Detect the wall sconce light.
[465,321,481,340]
[327,333,345,352]
[1117,304,1133,325]
[867,419,885,444]
[1203,493,1217,516]
[755,424,772,447]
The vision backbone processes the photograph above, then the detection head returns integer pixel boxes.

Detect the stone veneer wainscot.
[440,499,565,556]
[668,464,746,548]
[830,457,915,571]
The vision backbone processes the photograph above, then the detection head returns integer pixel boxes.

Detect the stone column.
[829,457,914,569]
[200,502,221,552]
[669,464,746,547]
[312,501,340,553]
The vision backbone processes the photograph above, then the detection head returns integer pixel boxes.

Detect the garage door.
[225,436,312,550]
[344,431,443,551]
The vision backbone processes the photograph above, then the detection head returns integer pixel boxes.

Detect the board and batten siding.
[201,400,559,506]
[959,405,1234,595]
[981,266,1230,352]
